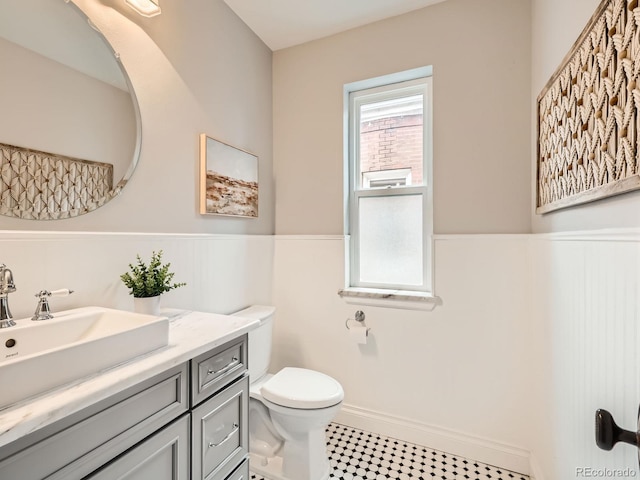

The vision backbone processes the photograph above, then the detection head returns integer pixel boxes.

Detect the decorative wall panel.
[537,0,640,213]
[0,143,113,220]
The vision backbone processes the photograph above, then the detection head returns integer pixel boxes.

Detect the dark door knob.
[595,409,639,451]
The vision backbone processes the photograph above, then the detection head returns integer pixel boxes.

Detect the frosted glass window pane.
[358,195,422,286]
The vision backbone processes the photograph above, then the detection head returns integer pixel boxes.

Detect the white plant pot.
[133,295,161,316]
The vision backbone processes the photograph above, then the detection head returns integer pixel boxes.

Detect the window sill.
[337,287,442,311]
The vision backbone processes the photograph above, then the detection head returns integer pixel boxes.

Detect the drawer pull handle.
[208,423,239,448]
[207,356,239,376]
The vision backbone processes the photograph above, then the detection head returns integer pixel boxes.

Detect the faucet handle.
[32,289,74,321]
[34,289,74,297]
[48,289,74,297]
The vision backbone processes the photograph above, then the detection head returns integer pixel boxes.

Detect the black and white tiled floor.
[250,423,529,480]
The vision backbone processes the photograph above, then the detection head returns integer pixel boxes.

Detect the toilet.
[233,305,344,480]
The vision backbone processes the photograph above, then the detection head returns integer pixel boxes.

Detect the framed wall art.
[199,134,258,218]
[536,0,640,214]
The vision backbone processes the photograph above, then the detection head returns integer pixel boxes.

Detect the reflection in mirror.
[0,0,141,220]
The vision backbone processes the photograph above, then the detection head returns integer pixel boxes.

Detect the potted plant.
[120,250,186,315]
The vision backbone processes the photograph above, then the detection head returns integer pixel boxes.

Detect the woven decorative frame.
[537,0,640,213]
[0,143,114,220]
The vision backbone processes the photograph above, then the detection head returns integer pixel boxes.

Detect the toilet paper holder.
[345,310,367,330]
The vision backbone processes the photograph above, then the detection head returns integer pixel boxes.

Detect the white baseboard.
[334,404,531,477]
[527,453,546,480]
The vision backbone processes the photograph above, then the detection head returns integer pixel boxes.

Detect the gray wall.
[0,0,274,234]
[273,0,532,235]
[530,0,640,232]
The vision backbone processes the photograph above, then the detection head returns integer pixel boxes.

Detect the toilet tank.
[232,305,275,382]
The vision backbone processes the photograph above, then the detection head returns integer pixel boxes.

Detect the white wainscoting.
[271,235,533,475]
[0,230,274,320]
[6,229,639,480]
[530,230,640,480]
[272,231,640,479]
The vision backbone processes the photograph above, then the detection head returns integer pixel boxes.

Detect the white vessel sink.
[0,306,169,409]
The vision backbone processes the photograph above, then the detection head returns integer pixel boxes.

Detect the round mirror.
[0,0,141,220]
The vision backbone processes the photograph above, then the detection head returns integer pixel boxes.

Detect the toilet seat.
[261,367,344,409]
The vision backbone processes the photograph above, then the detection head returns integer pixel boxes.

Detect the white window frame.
[342,68,434,302]
[362,168,412,188]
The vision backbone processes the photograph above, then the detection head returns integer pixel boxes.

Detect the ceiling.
[222,0,448,51]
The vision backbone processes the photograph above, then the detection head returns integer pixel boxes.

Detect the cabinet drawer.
[217,458,249,480]
[0,363,188,480]
[86,415,190,480]
[191,335,247,406]
[192,375,248,480]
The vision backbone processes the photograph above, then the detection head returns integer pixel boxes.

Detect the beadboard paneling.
[530,234,640,479]
[0,230,273,320]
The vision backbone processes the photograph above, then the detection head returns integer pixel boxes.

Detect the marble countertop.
[0,309,259,449]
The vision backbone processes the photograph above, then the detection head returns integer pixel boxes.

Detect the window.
[362,168,411,188]
[343,71,433,300]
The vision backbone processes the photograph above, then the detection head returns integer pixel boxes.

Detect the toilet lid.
[261,367,344,409]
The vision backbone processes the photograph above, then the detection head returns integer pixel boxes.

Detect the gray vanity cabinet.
[191,376,249,480]
[0,334,249,480]
[85,415,191,480]
[190,336,247,405]
[225,459,250,480]
[190,335,249,480]
[0,363,189,480]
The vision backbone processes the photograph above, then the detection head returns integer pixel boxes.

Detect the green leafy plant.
[120,250,186,298]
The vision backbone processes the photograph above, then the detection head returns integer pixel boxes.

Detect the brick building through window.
[359,94,423,187]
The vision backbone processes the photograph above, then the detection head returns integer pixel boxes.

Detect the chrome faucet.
[0,264,16,328]
[32,289,74,321]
